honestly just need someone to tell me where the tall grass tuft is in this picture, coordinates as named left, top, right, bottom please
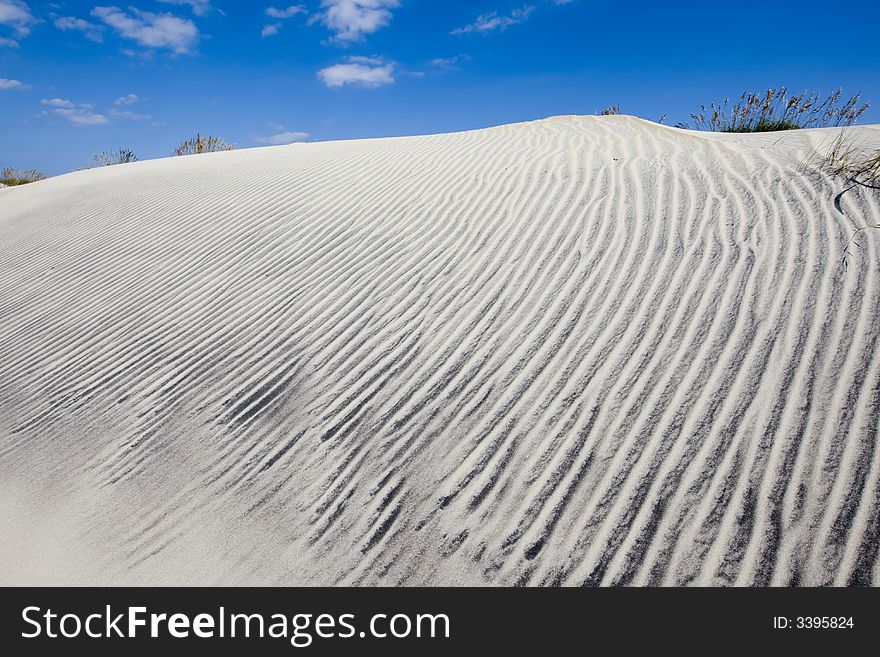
left=683, top=88, right=869, bottom=132
left=0, top=167, right=46, bottom=186
left=173, top=134, right=234, bottom=156
left=92, top=148, right=139, bottom=167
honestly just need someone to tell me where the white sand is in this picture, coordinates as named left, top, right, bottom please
left=1, top=116, right=879, bottom=586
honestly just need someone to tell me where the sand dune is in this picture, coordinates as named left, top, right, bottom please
left=1, top=116, right=879, bottom=586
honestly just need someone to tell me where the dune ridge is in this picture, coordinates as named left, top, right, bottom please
left=1, top=116, right=879, bottom=585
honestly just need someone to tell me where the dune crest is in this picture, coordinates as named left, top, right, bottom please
left=1, top=116, right=879, bottom=586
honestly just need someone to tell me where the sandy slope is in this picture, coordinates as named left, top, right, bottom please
left=1, top=116, right=879, bottom=586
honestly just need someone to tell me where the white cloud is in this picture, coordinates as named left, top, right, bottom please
left=254, top=129, right=310, bottom=145
left=39, top=93, right=152, bottom=125
left=53, top=15, right=104, bottom=42
left=430, top=54, right=470, bottom=68
left=317, top=0, right=399, bottom=43
left=318, top=56, right=394, bottom=88
left=53, top=108, right=109, bottom=126
left=109, top=108, right=150, bottom=120
left=0, top=0, right=35, bottom=38
left=41, top=97, right=75, bottom=108
left=266, top=5, right=306, bottom=19
left=158, top=0, right=213, bottom=16
left=114, top=93, right=140, bottom=105
left=40, top=98, right=108, bottom=126
left=92, top=6, right=199, bottom=54
left=262, top=5, right=306, bottom=37
left=0, top=76, right=29, bottom=89
left=452, top=6, right=535, bottom=35
left=0, top=36, right=18, bottom=47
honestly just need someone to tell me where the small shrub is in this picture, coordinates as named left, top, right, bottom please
left=683, top=88, right=869, bottom=132
left=92, top=148, right=139, bottom=167
left=0, top=167, right=46, bottom=186
left=173, top=134, right=234, bottom=156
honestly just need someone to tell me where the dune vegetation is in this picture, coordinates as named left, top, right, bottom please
left=809, top=132, right=880, bottom=189
left=173, top=134, right=234, bottom=156
left=91, top=149, right=139, bottom=168
left=0, top=167, right=46, bottom=186
left=680, top=88, right=869, bottom=132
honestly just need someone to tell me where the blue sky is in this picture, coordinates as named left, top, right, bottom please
left=2, top=0, right=879, bottom=176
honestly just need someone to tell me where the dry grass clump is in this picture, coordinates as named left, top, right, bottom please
left=824, top=144, right=880, bottom=189
left=853, top=152, right=880, bottom=188
left=802, top=131, right=880, bottom=268
left=0, top=167, right=46, bottom=186
left=173, top=134, right=234, bottom=156
left=682, top=88, right=869, bottom=132
left=804, top=131, right=880, bottom=189
left=92, top=148, right=139, bottom=167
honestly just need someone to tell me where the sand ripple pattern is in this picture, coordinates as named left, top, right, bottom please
left=1, top=116, right=879, bottom=585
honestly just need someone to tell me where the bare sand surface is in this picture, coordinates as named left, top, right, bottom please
left=1, top=116, right=879, bottom=585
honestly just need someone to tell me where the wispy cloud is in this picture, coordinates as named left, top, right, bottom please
left=316, top=0, right=399, bottom=43
left=261, top=4, right=306, bottom=38
left=0, top=0, right=36, bottom=45
left=92, top=6, right=200, bottom=54
left=109, top=108, right=150, bottom=120
left=114, top=93, right=140, bottom=105
left=254, top=126, right=310, bottom=145
left=318, top=55, right=394, bottom=88
left=109, top=93, right=150, bottom=119
left=53, top=15, right=105, bottom=43
left=41, top=98, right=75, bottom=108
left=57, top=112, right=106, bottom=126
left=40, top=98, right=109, bottom=126
left=157, top=0, right=214, bottom=17
left=266, top=5, right=307, bottom=19
left=452, top=6, right=535, bottom=35
left=429, top=54, right=471, bottom=69
left=0, top=76, right=29, bottom=90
